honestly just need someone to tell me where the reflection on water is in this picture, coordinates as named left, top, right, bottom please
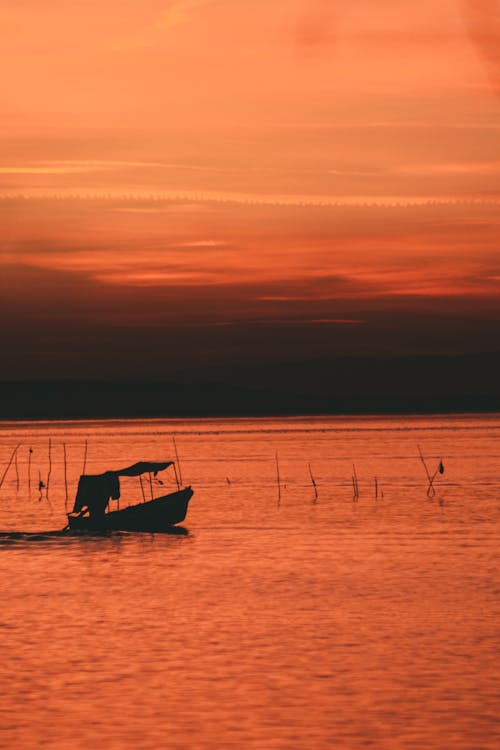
left=0, top=415, right=499, bottom=749
left=0, top=527, right=190, bottom=545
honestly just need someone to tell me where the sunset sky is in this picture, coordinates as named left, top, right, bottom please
left=1, top=0, right=500, bottom=379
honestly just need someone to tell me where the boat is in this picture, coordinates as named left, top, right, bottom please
left=67, top=460, right=193, bottom=532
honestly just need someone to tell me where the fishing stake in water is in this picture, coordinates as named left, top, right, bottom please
left=46, top=438, right=52, bottom=499
left=418, top=445, right=444, bottom=498
left=352, top=464, right=359, bottom=501
left=63, top=443, right=69, bottom=511
left=0, top=444, right=20, bottom=491
left=308, top=462, right=318, bottom=502
left=28, top=447, right=33, bottom=492
left=172, top=436, right=183, bottom=486
left=139, top=474, right=147, bottom=502
left=418, top=445, right=434, bottom=497
left=172, top=462, right=181, bottom=490
left=14, top=447, right=20, bottom=493
left=275, top=451, right=281, bottom=506
left=82, top=439, right=88, bottom=475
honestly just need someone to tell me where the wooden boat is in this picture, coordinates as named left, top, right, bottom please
left=67, top=461, right=193, bottom=532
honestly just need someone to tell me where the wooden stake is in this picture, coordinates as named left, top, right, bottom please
left=172, top=462, right=181, bottom=490
left=352, top=464, right=359, bottom=500
left=0, top=445, right=20, bottom=490
left=418, top=445, right=436, bottom=497
left=275, top=451, right=281, bottom=506
left=308, top=463, right=318, bottom=502
left=63, top=443, right=69, bottom=511
left=46, top=438, right=52, bottom=497
left=427, top=459, right=444, bottom=497
left=374, top=476, right=378, bottom=499
left=427, top=468, right=439, bottom=497
left=148, top=472, right=154, bottom=501
left=172, top=436, right=183, bottom=486
left=139, top=474, right=146, bottom=502
left=82, top=439, right=88, bottom=475
left=28, top=447, right=32, bottom=491
left=14, top=447, right=20, bottom=493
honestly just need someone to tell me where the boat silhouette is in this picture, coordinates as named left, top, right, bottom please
left=67, top=461, right=193, bottom=532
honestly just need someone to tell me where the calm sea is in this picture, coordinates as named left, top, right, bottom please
left=0, top=415, right=499, bottom=750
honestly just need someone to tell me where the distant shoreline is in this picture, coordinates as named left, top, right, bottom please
left=0, top=390, right=499, bottom=421
left=2, top=352, right=499, bottom=420
left=1, top=409, right=500, bottom=424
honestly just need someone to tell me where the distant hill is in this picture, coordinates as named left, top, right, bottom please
left=174, top=351, right=500, bottom=413
left=1, top=351, right=499, bottom=419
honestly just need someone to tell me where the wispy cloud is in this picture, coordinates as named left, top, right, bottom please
left=156, top=0, right=219, bottom=30
left=296, top=0, right=339, bottom=54
left=461, top=0, right=500, bottom=95
left=112, top=0, right=223, bottom=50
left=3, top=188, right=500, bottom=208
left=396, top=159, right=500, bottom=176
left=0, top=159, right=230, bottom=175
left=0, top=165, right=103, bottom=175
left=177, top=240, right=228, bottom=247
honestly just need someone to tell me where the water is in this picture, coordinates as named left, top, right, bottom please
left=0, top=414, right=499, bottom=750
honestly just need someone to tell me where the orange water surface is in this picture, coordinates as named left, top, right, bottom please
left=1, top=415, right=499, bottom=749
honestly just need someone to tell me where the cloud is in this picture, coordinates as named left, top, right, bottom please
left=157, top=0, right=216, bottom=29
left=2, top=188, right=499, bottom=208
left=396, top=158, right=500, bottom=176
left=0, top=159, right=227, bottom=175
left=296, top=0, right=339, bottom=53
left=113, top=0, right=223, bottom=50
left=177, top=240, right=229, bottom=247
left=461, top=0, right=500, bottom=94
left=0, top=165, right=107, bottom=175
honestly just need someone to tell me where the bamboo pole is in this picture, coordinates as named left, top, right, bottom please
left=28, top=447, right=33, bottom=491
left=418, top=445, right=435, bottom=497
left=63, top=443, right=69, bottom=511
left=427, top=471, right=437, bottom=497
left=139, top=474, right=146, bottom=502
left=275, top=451, right=281, bottom=506
left=172, top=436, right=183, bottom=486
left=46, top=438, right=52, bottom=497
left=308, top=463, right=318, bottom=502
left=0, top=445, right=20, bottom=491
left=14, top=447, right=20, bottom=493
left=172, top=462, right=181, bottom=491
left=426, top=459, right=444, bottom=498
left=82, top=439, right=88, bottom=475
left=352, top=464, right=359, bottom=500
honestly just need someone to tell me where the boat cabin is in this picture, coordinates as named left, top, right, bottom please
left=70, top=461, right=173, bottom=519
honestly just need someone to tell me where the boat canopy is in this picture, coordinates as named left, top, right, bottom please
left=114, top=461, right=173, bottom=477
left=71, top=461, right=173, bottom=516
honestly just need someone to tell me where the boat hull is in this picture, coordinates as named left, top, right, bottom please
left=67, top=487, right=193, bottom=532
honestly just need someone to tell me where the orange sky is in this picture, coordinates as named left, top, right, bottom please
left=1, top=0, right=500, bottom=376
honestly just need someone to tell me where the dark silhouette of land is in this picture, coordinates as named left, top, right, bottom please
left=1, top=351, right=499, bottom=419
